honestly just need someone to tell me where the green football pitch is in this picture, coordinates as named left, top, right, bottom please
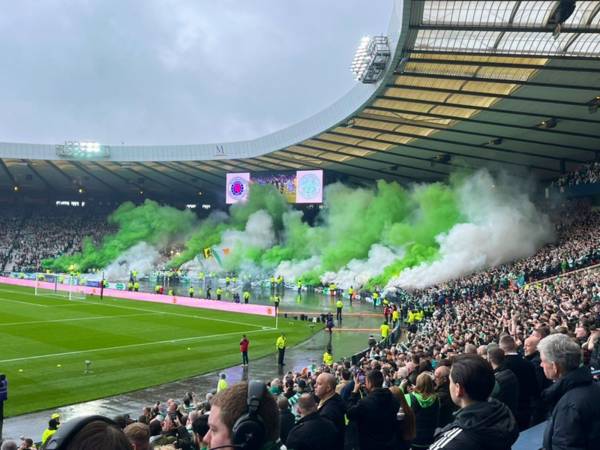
left=0, top=284, right=315, bottom=417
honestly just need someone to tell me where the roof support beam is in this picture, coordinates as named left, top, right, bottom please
left=226, top=158, right=279, bottom=172
left=254, top=155, right=303, bottom=170
left=344, top=120, right=597, bottom=155
left=329, top=125, right=582, bottom=164
left=281, top=148, right=428, bottom=183
left=0, top=159, right=17, bottom=187
left=363, top=105, right=600, bottom=140
left=405, top=48, right=600, bottom=62
left=207, top=158, right=266, bottom=173
left=113, top=163, right=174, bottom=192
left=410, top=24, right=599, bottom=34
left=173, top=161, right=224, bottom=183
left=312, top=136, right=467, bottom=171
left=45, top=160, right=74, bottom=184
left=394, top=71, right=600, bottom=92
left=385, top=82, right=588, bottom=108
left=402, top=57, right=600, bottom=73
left=324, top=130, right=561, bottom=173
left=262, top=152, right=378, bottom=183
left=374, top=94, right=600, bottom=124
left=69, top=161, right=122, bottom=195
left=296, top=142, right=450, bottom=176
left=165, top=161, right=223, bottom=186
left=137, top=162, right=200, bottom=193
left=23, top=160, right=55, bottom=192
left=92, top=162, right=147, bottom=194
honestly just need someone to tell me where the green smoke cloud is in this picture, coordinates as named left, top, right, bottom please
left=43, top=176, right=466, bottom=288
left=43, top=200, right=196, bottom=272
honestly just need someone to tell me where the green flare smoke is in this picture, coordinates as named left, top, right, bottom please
left=43, top=179, right=465, bottom=287
left=42, top=199, right=196, bottom=272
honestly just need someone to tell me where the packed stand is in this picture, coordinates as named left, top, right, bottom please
left=398, top=205, right=600, bottom=308
left=551, top=161, right=600, bottom=189
left=0, top=211, right=25, bottom=271
left=4, top=204, right=600, bottom=450
left=2, top=208, right=114, bottom=273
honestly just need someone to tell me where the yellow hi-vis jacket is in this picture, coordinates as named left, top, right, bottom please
left=380, top=323, right=391, bottom=338
left=276, top=336, right=287, bottom=349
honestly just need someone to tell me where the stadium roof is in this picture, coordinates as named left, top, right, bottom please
left=1, top=0, right=600, bottom=199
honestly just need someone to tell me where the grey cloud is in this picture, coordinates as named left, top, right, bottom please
left=0, top=0, right=392, bottom=145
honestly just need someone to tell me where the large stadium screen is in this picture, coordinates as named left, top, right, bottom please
left=226, top=172, right=251, bottom=204
left=225, top=170, right=323, bottom=204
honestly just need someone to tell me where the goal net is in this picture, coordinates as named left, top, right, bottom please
left=34, top=274, right=86, bottom=300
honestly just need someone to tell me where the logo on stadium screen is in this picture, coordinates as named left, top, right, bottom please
left=229, top=177, right=248, bottom=199
left=298, top=173, right=321, bottom=200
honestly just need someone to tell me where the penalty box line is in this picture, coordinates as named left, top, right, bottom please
left=0, top=295, right=49, bottom=308
left=0, top=286, right=270, bottom=330
left=0, top=327, right=277, bottom=364
left=0, top=312, right=164, bottom=327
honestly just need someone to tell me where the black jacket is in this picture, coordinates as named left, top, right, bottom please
left=504, top=353, right=539, bottom=428
left=318, top=393, right=346, bottom=450
left=436, top=383, right=459, bottom=428
left=346, top=387, right=400, bottom=450
left=525, top=351, right=552, bottom=424
left=279, top=409, right=296, bottom=445
left=429, top=399, right=519, bottom=450
left=542, top=366, right=600, bottom=450
left=285, top=412, right=338, bottom=450
left=492, top=366, right=519, bottom=419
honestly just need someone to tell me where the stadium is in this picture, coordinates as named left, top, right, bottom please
left=1, top=1, right=599, bottom=449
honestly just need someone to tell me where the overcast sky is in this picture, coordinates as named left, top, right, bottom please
left=0, top=0, right=393, bottom=145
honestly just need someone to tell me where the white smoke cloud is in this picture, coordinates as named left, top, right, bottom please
left=321, top=244, right=404, bottom=289
left=387, top=170, right=555, bottom=290
left=275, top=256, right=321, bottom=283
left=103, top=242, right=162, bottom=280
left=219, top=210, right=275, bottom=253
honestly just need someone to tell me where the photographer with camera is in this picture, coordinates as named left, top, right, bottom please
left=151, top=413, right=194, bottom=450
left=346, top=369, right=400, bottom=450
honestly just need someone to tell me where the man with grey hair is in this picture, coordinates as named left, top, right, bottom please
left=539, top=333, right=600, bottom=450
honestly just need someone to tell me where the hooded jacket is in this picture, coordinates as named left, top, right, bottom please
left=542, top=366, right=600, bottom=450
left=405, top=392, right=440, bottom=448
left=429, top=399, right=519, bottom=450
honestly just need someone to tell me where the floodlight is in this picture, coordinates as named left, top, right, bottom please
left=56, top=141, right=110, bottom=159
left=351, top=35, right=391, bottom=83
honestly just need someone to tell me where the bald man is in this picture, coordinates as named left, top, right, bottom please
left=315, top=373, right=346, bottom=450
left=434, top=365, right=458, bottom=427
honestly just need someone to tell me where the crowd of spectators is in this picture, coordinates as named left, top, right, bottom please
left=0, top=208, right=114, bottom=273
left=551, top=161, right=600, bottom=189
left=1, top=202, right=599, bottom=450
left=7, top=258, right=598, bottom=450
left=399, top=205, right=600, bottom=308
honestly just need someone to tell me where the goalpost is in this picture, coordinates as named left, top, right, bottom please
left=34, top=274, right=86, bottom=300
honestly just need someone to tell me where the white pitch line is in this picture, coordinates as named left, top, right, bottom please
left=0, top=327, right=277, bottom=364
left=68, top=297, right=268, bottom=329
left=0, top=286, right=270, bottom=329
left=0, top=295, right=48, bottom=308
left=0, top=312, right=163, bottom=327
